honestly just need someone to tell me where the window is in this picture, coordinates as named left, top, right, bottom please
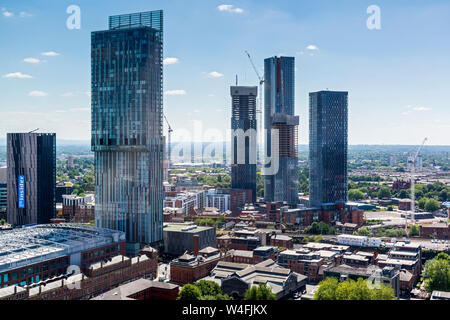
left=20, top=269, right=27, bottom=278
left=12, top=272, right=18, bottom=281
left=28, top=268, right=33, bottom=276
left=50, top=262, right=56, bottom=270
left=43, top=264, right=48, bottom=272
left=35, top=265, right=41, bottom=273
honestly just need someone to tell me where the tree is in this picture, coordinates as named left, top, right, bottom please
left=398, top=189, right=409, bottom=199
left=348, top=189, right=365, bottom=201
left=377, top=186, right=392, bottom=199
left=354, top=226, right=373, bottom=237
left=422, top=253, right=450, bottom=292
left=244, top=283, right=276, bottom=300
left=195, top=280, right=222, bottom=297
left=314, top=277, right=396, bottom=300
left=313, top=277, right=338, bottom=300
left=409, top=225, right=420, bottom=237
left=177, top=284, right=202, bottom=300
left=424, top=199, right=440, bottom=212
left=418, top=198, right=427, bottom=210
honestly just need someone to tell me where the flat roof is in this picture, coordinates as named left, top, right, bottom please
left=163, top=223, right=214, bottom=233
left=91, top=278, right=179, bottom=300
left=0, top=224, right=125, bottom=273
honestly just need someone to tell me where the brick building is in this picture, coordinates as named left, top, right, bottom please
left=270, top=234, right=293, bottom=249
left=0, top=253, right=157, bottom=300
left=91, top=279, right=179, bottom=300
left=169, top=247, right=229, bottom=285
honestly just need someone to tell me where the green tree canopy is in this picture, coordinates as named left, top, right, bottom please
left=314, top=277, right=396, bottom=300
left=354, top=226, right=373, bottom=237
left=348, top=189, right=365, bottom=201
left=377, top=186, right=392, bottom=200
left=424, top=199, right=441, bottom=212
left=244, top=283, right=276, bottom=300
left=195, top=280, right=222, bottom=297
left=177, top=284, right=202, bottom=300
left=422, top=253, right=450, bottom=292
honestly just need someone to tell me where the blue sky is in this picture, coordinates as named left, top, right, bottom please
left=0, top=0, right=449, bottom=145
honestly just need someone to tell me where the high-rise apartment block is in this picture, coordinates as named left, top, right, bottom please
left=309, top=91, right=348, bottom=207
left=6, top=133, right=56, bottom=225
left=230, top=86, right=257, bottom=202
left=91, top=11, right=164, bottom=255
left=264, top=56, right=299, bottom=206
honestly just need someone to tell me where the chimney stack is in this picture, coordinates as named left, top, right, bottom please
left=193, top=235, right=200, bottom=256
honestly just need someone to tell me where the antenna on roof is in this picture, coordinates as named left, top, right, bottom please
left=28, top=128, right=39, bottom=134
left=236, top=74, right=238, bottom=86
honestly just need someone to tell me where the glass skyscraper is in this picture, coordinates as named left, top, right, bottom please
left=264, top=56, right=299, bottom=206
left=230, top=86, right=258, bottom=202
left=6, top=133, right=56, bottom=226
left=309, top=91, right=348, bottom=207
left=91, top=11, right=164, bottom=255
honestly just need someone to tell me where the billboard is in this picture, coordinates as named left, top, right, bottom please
left=18, top=175, right=25, bottom=209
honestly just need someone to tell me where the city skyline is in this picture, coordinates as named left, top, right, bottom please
left=0, top=0, right=449, bottom=145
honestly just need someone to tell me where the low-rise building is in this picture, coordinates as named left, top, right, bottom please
left=163, top=223, right=216, bottom=256
left=203, top=259, right=307, bottom=300
left=91, top=278, right=179, bottom=300
left=170, top=247, right=228, bottom=285
left=324, top=264, right=400, bottom=297
left=270, top=234, right=293, bottom=249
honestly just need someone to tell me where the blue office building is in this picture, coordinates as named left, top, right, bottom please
left=309, top=91, right=348, bottom=207
left=91, top=11, right=164, bottom=255
left=264, top=56, right=299, bottom=206
left=231, top=86, right=258, bottom=202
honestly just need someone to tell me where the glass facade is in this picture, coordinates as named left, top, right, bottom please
left=91, top=11, right=164, bottom=250
left=230, top=86, right=258, bottom=201
left=264, top=56, right=299, bottom=206
left=6, top=133, right=56, bottom=225
left=309, top=91, right=348, bottom=207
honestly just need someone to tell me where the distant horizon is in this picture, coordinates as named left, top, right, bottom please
left=1, top=139, right=450, bottom=148
left=0, top=0, right=449, bottom=145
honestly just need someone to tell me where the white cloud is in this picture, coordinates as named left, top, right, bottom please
left=208, top=71, right=224, bottom=78
left=28, top=90, right=48, bottom=97
left=70, top=107, right=90, bottom=112
left=306, top=45, right=319, bottom=51
left=19, top=11, right=32, bottom=18
left=2, top=8, right=13, bottom=17
left=217, top=5, right=244, bottom=14
left=163, top=57, right=179, bottom=65
left=23, top=57, right=40, bottom=64
left=413, top=107, right=431, bottom=112
left=41, top=51, right=60, bottom=57
left=165, top=90, right=186, bottom=96
left=2, top=72, right=33, bottom=79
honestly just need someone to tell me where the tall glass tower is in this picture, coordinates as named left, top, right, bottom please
left=91, top=11, right=164, bottom=255
left=309, top=91, right=348, bottom=207
left=230, top=86, right=257, bottom=202
left=264, top=56, right=299, bottom=206
left=7, top=133, right=56, bottom=226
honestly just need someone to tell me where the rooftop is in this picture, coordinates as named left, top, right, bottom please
left=163, top=223, right=214, bottom=233
left=0, top=224, right=125, bottom=273
left=91, top=278, right=179, bottom=300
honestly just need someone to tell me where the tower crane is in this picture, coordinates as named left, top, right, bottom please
left=406, top=137, right=428, bottom=236
left=163, top=114, right=173, bottom=169
left=245, top=51, right=264, bottom=166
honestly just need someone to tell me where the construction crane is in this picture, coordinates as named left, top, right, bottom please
left=245, top=51, right=264, bottom=165
left=406, top=137, right=428, bottom=236
left=28, top=128, right=39, bottom=133
left=163, top=114, right=173, bottom=169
